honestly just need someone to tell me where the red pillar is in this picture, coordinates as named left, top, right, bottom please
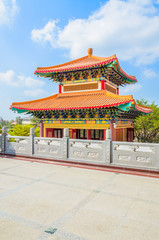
left=101, top=80, right=105, bottom=90
left=71, top=129, right=74, bottom=139
left=87, top=129, right=89, bottom=140
left=59, top=84, right=62, bottom=93
left=103, top=130, right=106, bottom=140
left=87, top=129, right=91, bottom=140
left=110, top=122, right=115, bottom=141
left=117, top=88, right=119, bottom=95
left=40, top=120, right=43, bottom=137
left=71, top=129, right=77, bottom=139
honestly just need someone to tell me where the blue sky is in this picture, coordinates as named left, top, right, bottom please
left=0, top=0, right=159, bottom=120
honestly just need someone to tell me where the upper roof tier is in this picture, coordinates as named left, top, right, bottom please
left=34, top=48, right=137, bottom=86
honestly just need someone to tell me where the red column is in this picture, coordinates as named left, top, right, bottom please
left=74, top=130, right=77, bottom=139
left=59, top=84, right=62, bottom=93
left=87, top=129, right=89, bottom=140
left=87, top=129, right=91, bottom=140
left=86, top=129, right=91, bottom=140
left=71, top=129, right=73, bottom=139
left=103, top=130, right=106, bottom=140
left=109, top=122, right=114, bottom=141
left=117, top=88, right=119, bottom=95
left=40, top=120, right=43, bottom=137
left=101, top=80, right=105, bottom=90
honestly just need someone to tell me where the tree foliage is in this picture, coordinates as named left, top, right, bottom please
left=30, top=117, right=40, bottom=126
left=8, top=124, right=40, bottom=137
left=134, top=99, right=159, bottom=143
left=0, top=121, right=14, bottom=134
left=16, top=117, right=22, bottom=125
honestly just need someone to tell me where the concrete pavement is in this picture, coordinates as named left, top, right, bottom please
left=0, top=156, right=159, bottom=240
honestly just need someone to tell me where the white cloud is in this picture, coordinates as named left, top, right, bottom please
left=0, top=70, right=45, bottom=87
left=142, top=68, right=156, bottom=78
left=24, top=89, right=47, bottom=98
left=31, top=0, right=159, bottom=65
left=31, top=20, right=59, bottom=47
left=120, top=84, right=142, bottom=94
left=0, top=0, right=18, bottom=25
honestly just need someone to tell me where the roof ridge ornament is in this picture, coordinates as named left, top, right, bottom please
left=88, top=48, right=93, bottom=57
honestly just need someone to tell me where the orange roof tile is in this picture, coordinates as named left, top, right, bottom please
left=11, top=90, right=134, bottom=111
left=135, top=104, right=152, bottom=114
left=34, top=49, right=137, bottom=83
left=35, top=54, right=117, bottom=73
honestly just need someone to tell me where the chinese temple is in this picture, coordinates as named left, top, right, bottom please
left=10, top=48, right=152, bottom=141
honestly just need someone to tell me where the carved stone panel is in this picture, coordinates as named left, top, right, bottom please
left=37, top=147, right=46, bottom=153
left=118, top=155, right=131, bottom=161
left=18, top=146, right=25, bottom=151
left=136, top=156, right=151, bottom=163
left=87, top=152, right=99, bottom=158
left=49, top=148, right=58, bottom=154
left=73, top=150, right=83, bottom=157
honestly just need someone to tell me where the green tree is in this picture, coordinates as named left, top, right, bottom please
left=16, top=117, right=22, bottom=125
left=30, top=117, right=40, bottom=126
left=134, top=99, right=159, bottom=143
left=8, top=124, right=40, bottom=137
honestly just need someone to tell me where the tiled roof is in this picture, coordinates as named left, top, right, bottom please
left=34, top=49, right=137, bottom=83
left=135, top=104, right=152, bottom=114
left=11, top=90, right=134, bottom=111
left=34, top=55, right=117, bottom=73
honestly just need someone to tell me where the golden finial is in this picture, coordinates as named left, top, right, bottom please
left=88, top=48, right=93, bottom=56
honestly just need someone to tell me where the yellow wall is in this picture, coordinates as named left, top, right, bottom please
left=116, top=123, right=133, bottom=129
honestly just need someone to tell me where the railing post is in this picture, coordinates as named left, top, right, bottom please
left=0, top=134, right=2, bottom=153
left=106, top=129, right=111, bottom=140
left=157, top=144, right=159, bottom=169
left=1, top=126, right=7, bottom=154
left=30, top=127, right=35, bottom=155
left=63, top=128, right=69, bottom=160
left=40, top=120, right=43, bottom=137
left=105, top=129, right=112, bottom=164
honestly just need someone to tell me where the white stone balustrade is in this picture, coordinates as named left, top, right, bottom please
left=0, top=127, right=159, bottom=170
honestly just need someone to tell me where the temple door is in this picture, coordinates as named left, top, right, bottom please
left=127, top=128, right=134, bottom=142
left=46, top=128, right=54, bottom=138
left=72, top=129, right=77, bottom=139
left=54, top=129, right=63, bottom=138
left=115, top=129, right=123, bottom=141
left=70, top=129, right=77, bottom=139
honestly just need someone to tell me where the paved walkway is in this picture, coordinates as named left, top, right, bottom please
left=0, top=156, right=159, bottom=240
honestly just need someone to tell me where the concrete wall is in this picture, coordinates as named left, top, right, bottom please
left=1, top=127, right=159, bottom=171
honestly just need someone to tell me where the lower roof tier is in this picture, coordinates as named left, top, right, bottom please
left=11, top=90, right=152, bottom=116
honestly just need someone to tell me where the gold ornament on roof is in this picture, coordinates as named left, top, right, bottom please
left=88, top=48, right=93, bottom=56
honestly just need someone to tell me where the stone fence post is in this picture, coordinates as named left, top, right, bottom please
left=0, top=134, right=2, bottom=153
left=106, top=129, right=111, bottom=140
left=1, top=126, right=7, bottom=154
left=105, top=129, right=112, bottom=164
left=63, top=128, right=69, bottom=160
left=30, top=127, right=35, bottom=155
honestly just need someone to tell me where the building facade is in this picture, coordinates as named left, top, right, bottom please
left=11, top=48, right=152, bottom=141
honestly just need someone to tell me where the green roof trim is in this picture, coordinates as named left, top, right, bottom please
left=116, top=102, right=133, bottom=111
left=11, top=108, right=28, bottom=114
